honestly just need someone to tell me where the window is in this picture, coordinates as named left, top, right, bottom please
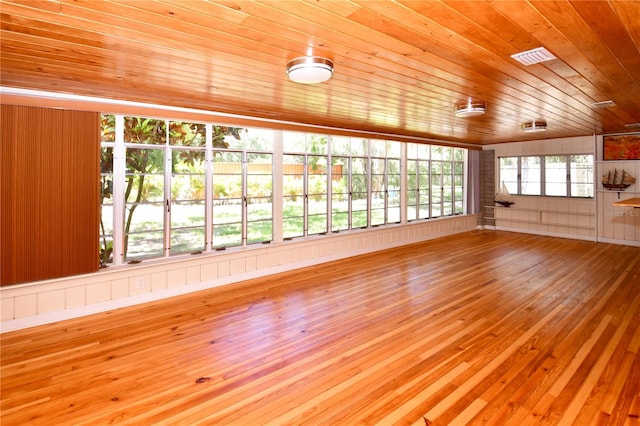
left=453, top=148, right=465, bottom=214
left=498, top=154, right=593, bottom=198
left=282, top=132, right=329, bottom=239
left=407, top=144, right=465, bottom=219
left=499, top=157, right=518, bottom=195
left=211, top=128, right=273, bottom=248
left=101, top=116, right=272, bottom=264
left=521, top=156, right=541, bottom=195
left=170, top=122, right=207, bottom=254
left=407, top=144, right=431, bottom=221
left=122, top=117, right=167, bottom=260
left=570, top=155, right=594, bottom=197
left=213, top=150, right=243, bottom=248
left=370, top=140, right=401, bottom=226
left=545, top=155, right=568, bottom=196
left=101, top=114, right=469, bottom=266
left=331, top=137, right=369, bottom=231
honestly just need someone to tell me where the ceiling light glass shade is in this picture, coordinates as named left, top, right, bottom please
left=287, top=56, right=334, bottom=84
left=521, top=120, right=547, bottom=132
left=454, top=101, right=486, bottom=117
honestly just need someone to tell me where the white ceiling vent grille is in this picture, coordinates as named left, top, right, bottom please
left=591, top=100, right=616, bottom=108
left=511, top=47, right=556, bottom=66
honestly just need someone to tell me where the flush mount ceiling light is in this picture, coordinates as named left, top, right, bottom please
left=511, top=47, right=556, bottom=66
left=454, top=100, right=486, bottom=118
left=521, top=120, right=547, bottom=132
left=287, top=56, right=334, bottom=84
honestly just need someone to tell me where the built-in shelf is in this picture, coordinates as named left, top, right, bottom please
left=485, top=206, right=595, bottom=216
left=484, top=205, right=595, bottom=231
left=483, top=216, right=594, bottom=230
left=597, top=190, right=640, bottom=193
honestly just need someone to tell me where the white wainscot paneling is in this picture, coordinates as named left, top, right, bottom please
left=0, top=215, right=479, bottom=332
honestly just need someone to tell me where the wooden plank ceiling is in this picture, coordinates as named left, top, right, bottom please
left=1, top=0, right=639, bottom=145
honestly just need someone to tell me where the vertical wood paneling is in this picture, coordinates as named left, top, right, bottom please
left=1, top=105, right=100, bottom=285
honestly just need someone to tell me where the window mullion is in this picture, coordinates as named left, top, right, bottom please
left=400, top=143, right=407, bottom=223
left=327, top=136, right=333, bottom=233
left=242, top=151, right=248, bottom=246
left=204, top=123, right=213, bottom=252
left=164, top=122, right=171, bottom=257
left=566, top=157, right=572, bottom=197
left=303, top=154, right=309, bottom=235
left=112, top=115, right=126, bottom=266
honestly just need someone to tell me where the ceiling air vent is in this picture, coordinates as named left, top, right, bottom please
left=511, top=47, right=556, bottom=66
left=624, top=123, right=640, bottom=129
left=591, top=100, right=616, bottom=108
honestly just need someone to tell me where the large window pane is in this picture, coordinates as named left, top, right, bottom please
left=331, top=156, right=349, bottom=232
left=308, top=155, right=328, bottom=235
left=246, top=152, right=273, bottom=244
left=171, top=147, right=205, bottom=254
left=124, top=147, right=165, bottom=260
left=371, top=158, right=385, bottom=226
left=545, top=155, right=568, bottom=196
left=454, top=161, right=464, bottom=214
left=213, top=151, right=243, bottom=248
left=521, top=156, right=541, bottom=195
left=431, top=161, right=443, bottom=217
left=351, top=157, right=369, bottom=228
left=571, top=155, right=594, bottom=197
left=499, top=157, right=518, bottom=195
left=283, top=154, right=305, bottom=239
left=387, top=158, right=401, bottom=223
left=407, top=142, right=434, bottom=221
left=407, top=159, right=418, bottom=221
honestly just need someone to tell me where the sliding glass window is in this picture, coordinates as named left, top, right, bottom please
left=282, top=132, right=329, bottom=239
left=545, top=155, right=568, bottom=196
left=407, top=143, right=430, bottom=221
left=169, top=122, right=207, bottom=254
left=498, top=154, right=593, bottom=198
left=521, top=156, right=541, bottom=195
left=100, top=114, right=469, bottom=266
left=331, top=137, right=369, bottom=231
left=570, top=155, right=594, bottom=197
left=370, top=139, right=401, bottom=226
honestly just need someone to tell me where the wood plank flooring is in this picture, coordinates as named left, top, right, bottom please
left=2, top=230, right=640, bottom=425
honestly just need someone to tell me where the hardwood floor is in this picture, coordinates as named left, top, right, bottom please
left=2, top=230, right=639, bottom=425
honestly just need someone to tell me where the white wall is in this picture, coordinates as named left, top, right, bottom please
left=484, top=136, right=595, bottom=239
left=483, top=135, right=640, bottom=246
left=0, top=214, right=479, bottom=332
left=595, top=135, right=640, bottom=245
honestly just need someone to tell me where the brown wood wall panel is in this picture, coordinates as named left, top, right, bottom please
left=1, top=105, right=100, bottom=285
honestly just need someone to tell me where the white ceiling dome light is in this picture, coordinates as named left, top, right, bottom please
left=454, top=100, right=486, bottom=118
left=287, top=56, right=334, bottom=84
left=521, top=120, right=547, bottom=132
